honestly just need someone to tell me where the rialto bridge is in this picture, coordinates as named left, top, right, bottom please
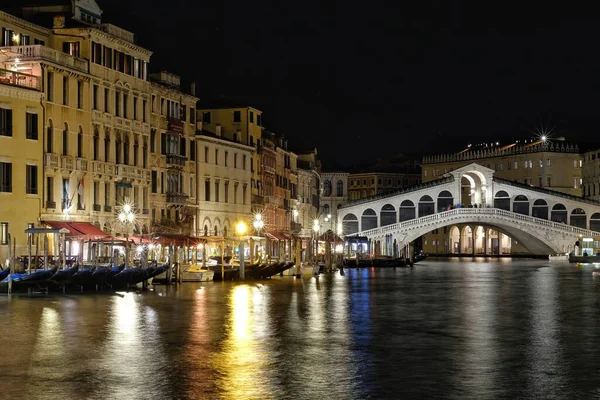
left=337, top=163, right=600, bottom=256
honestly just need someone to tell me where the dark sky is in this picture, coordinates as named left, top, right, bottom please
left=98, top=1, right=600, bottom=168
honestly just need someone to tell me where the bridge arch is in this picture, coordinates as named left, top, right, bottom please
left=512, top=195, right=529, bottom=215
left=458, top=168, right=489, bottom=206
left=551, top=203, right=568, bottom=223
left=418, top=195, right=435, bottom=217
left=532, top=199, right=548, bottom=219
left=380, top=204, right=396, bottom=226
left=343, top=213, right=359, bottom=235
left=494, top=190, right=510, bottom=210
left=590, top=213, right=600, bottom=231
left=437, top=190, right=454, bottom=211
left=570, top=208, right=586, bottom=229
left=361, top=209, right=377, bottom=231
left=399, top=200, right=416, bottom=222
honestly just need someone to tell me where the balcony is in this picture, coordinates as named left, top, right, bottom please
left=44, top=153, right=59, bottom=169
left=117, top=164, right=138, bottom=180
left=252, top=194, right=264, bottom=205
left=166, top=153, right=187, bottom=167
left=0, top=68, right=40, bottom=90
left=0, top=45, right=88, bottom=73
left=104, top=205, right=112, bottom=212
left=166, top=192, right=189, bottom=205
left=61, top=155, right=74, bottom=170
left=45, top=201, right=56, bottom=209
left=91, top=161, right=105, bottom=175
left=93, top=204, right=101, bottom=212
left=75, top=158, right=88, bottom=172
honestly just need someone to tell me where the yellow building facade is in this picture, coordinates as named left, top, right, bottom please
left=421, top=141, right=583, bottom=255
left=149, top=72, right=198, bottom=236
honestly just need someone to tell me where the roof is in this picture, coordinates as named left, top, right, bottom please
left=197, top=96, right=261, bottom=111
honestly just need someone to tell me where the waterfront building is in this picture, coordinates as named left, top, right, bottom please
left=194, top=126, right=253, bottom=245
left=7, top=1, right=154, bottom=243
left=319, top=171, right=349, bottom=234
left=0, top=11, right=44, bottom=262
left=149, top=72, right=198, bottom=236
left=347, top=155, right=421, bottom=201
left=196, top=104, right=263, bottom=210
left=296, top=149, right=321, bottom=261
left=421, top=139, right=583, bottom=255
left=582, top=147, right=600, bottom=202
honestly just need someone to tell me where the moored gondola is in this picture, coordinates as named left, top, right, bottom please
left=0, top=266, right=59, bottom=292
left=0, top=267, right=9, bottom=281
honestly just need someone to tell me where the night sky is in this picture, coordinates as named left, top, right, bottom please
left=98, top=1, right=600, bottom=168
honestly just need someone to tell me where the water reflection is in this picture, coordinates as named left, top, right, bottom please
left=215, top=285, right=273, bottom=400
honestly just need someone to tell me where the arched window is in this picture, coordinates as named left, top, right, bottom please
left=323, top=204, right=330, bottom=215
left=93, top=126, right=99, bottom=161
left=223, top=226, right=228, bottom=237
left=47, top=120, right=53, bottom=153
left=123, top=134, right=130, bottom=165
left=336, top=180, right=343, bottom=196
left=323, top=180, right=332, bottom=196
left=77, top=126, right=83, bottom=158
left=204, top=225, right=208, bottom=236
left=104, top=129, right=111, bottom=162
left=115, top=133, right=122, bottom=164
left=214, top=226, right=218, bottom=236
left=62, top=122, right=69, bottom=155
left=142, top=138, right=148, bottom=168
left=133, top=136, right=139, bottom=166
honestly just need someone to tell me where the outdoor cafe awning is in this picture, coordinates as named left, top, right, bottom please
left=44, top=221, right=109, bottom=240
left=151, top=233, right=206, bottom=247
left=265, top=231, right=288, bottom=241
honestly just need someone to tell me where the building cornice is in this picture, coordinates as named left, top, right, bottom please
left=0, top=84, right=43, bottom=101
left=151, top=82, right=198, bottom=104
left=57, top=28, right=153, bottom=59
left=196, top=134, right=255, bottom=153
left=0, top=10, right=52, bottom=36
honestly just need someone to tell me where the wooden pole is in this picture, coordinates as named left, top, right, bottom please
left=27, top=232, right=32, bottom=274
left=221, top=239, right=225, bottom=281
left=43, top=235, right=48, bottom=273
left=7, top=234, right=12, bottom=295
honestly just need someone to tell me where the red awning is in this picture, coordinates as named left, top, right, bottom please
left=265, top=231, right=287, bottom=241
left=152, top=233, right=206, bottom=246
left=44, top=221, right=108, bottom=240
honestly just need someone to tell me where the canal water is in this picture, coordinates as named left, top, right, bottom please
left=1, top=259, right=600, bottom=399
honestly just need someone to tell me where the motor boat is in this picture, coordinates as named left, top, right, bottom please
left=549, top=253, right=569, bottom=261
left=181, top=264, right=215, bottom=282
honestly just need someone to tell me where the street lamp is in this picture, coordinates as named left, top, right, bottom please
left=118, top=203, right=136, bottom=269
left=313, top=218, right=320, bottom=264
left=236, top=220, right=248, bottom=279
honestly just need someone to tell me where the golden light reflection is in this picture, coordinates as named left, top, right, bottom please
left=215, top=285, right=273, bottom=400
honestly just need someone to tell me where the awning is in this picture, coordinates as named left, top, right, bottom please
left=265, top=231, right=287, bottom=241
left=44, top=221, right=108, bottom=240
left=151, top=233, right=206, bottom=246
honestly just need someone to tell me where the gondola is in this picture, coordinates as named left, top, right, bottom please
left=0, top=267, right=9, bottom=281
left=0, top=266, right=59, bottom=292
left=71, top=266, right=95, bottom=286
left=49, top=265, right=79, bottom=284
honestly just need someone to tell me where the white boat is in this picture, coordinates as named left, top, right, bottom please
left=181, top=264, right=215, bottom=282
left=548, top=253, right=569, bottom=261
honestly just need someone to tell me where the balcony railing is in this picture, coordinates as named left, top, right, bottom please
left=0, top=45, right=88, bottom=73
left=166, top=153, right=187, bottom=166
left=0, top=68, right=40, bottom=90
left=44, top=153, right=59, bottom=169
left=166, top=192, right=189, bottom=205
left=61, top=155, right=74, bottom=170
left=93, top=204, right=101, bottom=212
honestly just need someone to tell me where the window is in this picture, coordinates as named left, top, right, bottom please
left=142, top=99, right=147, bottom=122
left=242, top=184, right=247, bottom=205
left=115, top=91, right=120, bottom=116
left=0, top=109, right=12, bottom=137
left=133, top=97, right=138, bottom=120
left=224, top=151, right=228, bottom=166
left=250, top=111, right=254, bottom=123
left=63, top=41, right=80, bottom=57
left=539, top=159, right=543, bottom=168
left=242, top=154, right=246, bottom=170
left=104, top=135, right=110, bottom=162
left=205, top=179, right=210, bottom=201
left=215, top=149, right=219, bottom=165
left=77, top=81, right=83, bottom=109
left=46, top=177, right=53, bottom=205
left=224, top=181, right=229, bottom=203
left=233, top=184, right=238, bottom=204
left=574, top=160, right=578, bottom=168
left=77, top=128, right=83, bottom=158
left=150, top=129, right=156, bottom=153
left=574, top=178, right=579, bottom=189
left=546, top=159, right=551, bottom=167
left=538, top=177, right=543, bottom=187
left=151, top=95, right=156, bottom=113
left=204, top=146, right=209, bottom=162
left=202, top=112, right=211, bottom=124
left=62, top=76, right=69, bottom=106
left=514, top=161, right=518, bottom=170
left=0, top=222, right=7, bottom=245
left=233, top=110, right=241, bottom=122
left=257, top=114, right=262, bottom=126
left=190, top=140, right=195, bottom=161
left=104, top=182, right=110, bottom=206
left=0, top=162, right=12, bottom=192
left=25, top=113, right=38, bottom=140
left=151, top=171, right=157, bottom=193
left=234, top=153, right=237, bottom=168
left=93, top=131, right=99, bottom=160
left=104, top=88, right=109, bottom=112
left=61, top=178, right=70, bottom=210
left=214, top=181, right=219, bottom=202
left=336, top=180, right=343, bottom=196
left=47, top=71, right=53, bottom=102
left=160, top=98, right=165, bottom=115
left=123, top=94, right=128, bottom=118
left=92, top=84, right=98, bottom=110
left=529, top=160, right=532, bottom=168
left=93, top=181, right=99, bottom=205
left=190, top=108, right=195, bottom=124
left=160, top=133, right=167, bottom=155
left=62, top=124, right=69, bottom=155
left=181, top=105, right=187, bottom=122
left=160, top=172, right=164, bottom=194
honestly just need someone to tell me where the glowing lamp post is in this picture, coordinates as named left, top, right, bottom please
left=118, top=203, right=135, bottom=269
left=252, top=213, right=265, bottom=263
left=313, top=219, right=320, bottom=264
left=236, top=220, right=248, bottom=280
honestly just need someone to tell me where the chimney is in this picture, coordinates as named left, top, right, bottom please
left=190, top=82, right=196, bottom=96
left=215, top=124, right=222, bottom=137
